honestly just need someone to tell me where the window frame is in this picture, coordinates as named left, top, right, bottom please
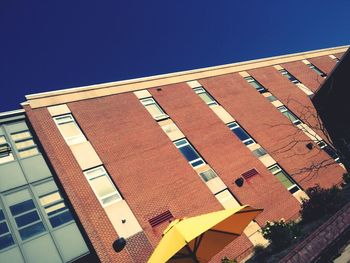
left=53, top=114, right=87, bottom=145
left=277, top=106, right=302, bottom=125
left=174, top=139, right=205, bottom=168
left=227, top=122, right=255, bottom=145
left=307, top=64, right=326, bottom=77
left=140, top=98, right=169, bottom=121
left=268, top=164, right=299, bottom=194
left=317, top=141, right=340, bottom=162
left=0, top=208, right=15, bottom=252
left=193, top=87, right=218, bottom=106
left=10, top=130, right=39, bottom=159
left=244, top=76, right=267, bottom=93
left=0, top=135, right=14, bottom=164
left=83, top=166, right=122, bottom=207
left=279, top=69, right=300, bottom=84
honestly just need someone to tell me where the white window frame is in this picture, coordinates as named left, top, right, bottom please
left=0, top=135, right=14, bottom=164
left=227, top=122, right=255, bottom=145
left=10, top=130, right=39, bottom=159
left=174, top=139, right=205, bottom=168
left=83, top=166, right=122, bottom=207
left=268, top=164, right=299, bottom=194
left=140, top=98, right=169, bottom=121
left=244, top=76, right=267, bottom=93
left=279, top=69, right=300, bottom=84
left=53, top=114, right=87, bottom=145
left=193, top=87, right=218, bottom=106
left=277, top=106, right=302, bottom=125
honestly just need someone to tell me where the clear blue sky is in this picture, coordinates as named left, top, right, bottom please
left=1, top=1, right=350, bottom=112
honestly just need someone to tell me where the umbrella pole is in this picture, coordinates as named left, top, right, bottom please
left=185, top=245, right=200, bottom=263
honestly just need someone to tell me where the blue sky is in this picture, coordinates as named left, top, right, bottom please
left=1, top=1, right=350, bottom=111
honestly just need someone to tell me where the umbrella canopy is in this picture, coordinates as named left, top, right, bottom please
left=147, top=205, right=263, bottom=263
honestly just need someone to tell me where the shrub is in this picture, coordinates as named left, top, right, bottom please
left=343, top=173, right=350, bottom=184
left=300, top=185, right=345, bottom=223
left=221, top=256, right=237, bottom=263
left=252, top=244, right=269, bottom=262
left=261, top=220, right=301, bottom=252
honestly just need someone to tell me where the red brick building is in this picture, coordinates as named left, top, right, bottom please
left=21, top=46, right=347, bottom=262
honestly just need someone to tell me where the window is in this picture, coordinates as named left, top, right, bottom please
left=307, top=64, right=326, bottom=77
left=0, top=209, right=14, bottom=250
left=252, top=147, right=267, bottom=158
left=84, top=166, right=122, bottom=207
left=174, top=139, right=205, bottom=168
left=8, top=192, right=46, bottom=241
left=266, top=94, right=277, bottom=102
left=278, top=106, right=302, bottom=125
left=329, top=55, right=340, bottom=63
left=0, top=136, right=14, bottom=164
left=193, top=87, right=218, bottom=106
left=244, top=76, right=267, bottom=93
left=268, top=164, right=299, bottom=194
left=11, top=131, right=39, bottom=158
left=199, top=168, right=218, bottom=182
left=53, top=114, right=86, bottom=145
left=317, top=141, right=340, bottom=162
left=279, top=69, right=300, bottom=84
left=227, top=122, right=255, bottom=145
left=39, top=191, right=73, bottom=228
left=140, top=98, right=168, bottom=120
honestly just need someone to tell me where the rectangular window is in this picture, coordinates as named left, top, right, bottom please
left=307, top=64, right=326, bottom=77
left=268, top=164, right=299, bottom=193
left=0, top=136, right=14, bottom=164
left=227, top=122, right=255, bottom=145
left=244, top=76, right=267, bottom=93
left=193, top=87, right=218, bottom=106
left=279, top=69, right=300, bottom=84
left=278, top=106, right=302, bottom=125
left=39, top=191, right=73, bottom=228
left=252, top=147, right=267, bottom=158
left=317, top=141, right=340, bottom=162
left=266, top=94, right=277, bottom=102
left=11, top=131, right=39, bottom=158
left=84, top=166, right=122, bottom=207
left=174, top=139, right=205, bottom=168
left=8, top=193, right=46, bottom=241
left=0, top=209, right=14, bottom=250
left=199, top=168, right=218, bottom=182
left=53, top=114, right=86, bottom=145
left=140, top=98, right=168, bottom=121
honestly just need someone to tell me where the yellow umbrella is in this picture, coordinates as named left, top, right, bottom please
left=148, top=205, right=263, bottom=263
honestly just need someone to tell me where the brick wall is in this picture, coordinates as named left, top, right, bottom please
left=308, top=55, right=337, bottom=75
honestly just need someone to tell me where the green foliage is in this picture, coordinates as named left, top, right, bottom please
left=343, top=173, right=350, bottom=184
left=252, top=244, right=269, bottom=262
left=300, top=185, right=345, bottom=223
left=221, top=256, right=237, bottom=263
left=261, top=220, right=301, bottom=251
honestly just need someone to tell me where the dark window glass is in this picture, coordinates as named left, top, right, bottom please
left=10, top=200, right=35, bottom=216
left=0, top=234, right=14, bottom=250
left=47, top=205, right=67, bottom=217
left=0, top=210, right=4, bottom=221
left=14, top=211, right=40, bottom=228
left=323, top=145, right=339, bottom=160
left=191, top=159, right=205, bottom=167
left=0, top=222, right=9, bottom=235
left=178, top=144, right=201, bottom=162
left=18, top=222, right=45, bottom=241
left=49, top=211, right=73, bottom=228
left=231, top=128, right=251, bottom=142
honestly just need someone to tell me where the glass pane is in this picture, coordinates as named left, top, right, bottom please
left=198, top=92, right=215, bottom=104
left=231, top=127, right=251, bottom=142
left=0, top=136, right=6, bottom=144
left=10, top=200, right=35, bottom=216
left=252, top=148, right=267, bottom=158
left=90, top=176, right=117, bottom=198
left=15, top=211, right=40, bottom=228
left=249, top=81, right=265, bottom=91
left=18, top=222, right=45, bottom=240
left=177, top=144, right=201, bottom=163
left=227, top=122, right=238, bottom=129
left=0, top=233, right=14, bottom=250
left=323, top=145, right=339, bottom=160
left=49, top=211, right=73, bottom=228
left=85, top=167, right=106, bottom=179
left=174, top=139, right=187, bottom=147
left=46, top=202, right=66, bottom=216
left=39, top=192, right=62, bottom=206
left=266, top=95, right=277, bottom=102
left=145, top=104, right=165, bottom=118
left=275, top=171, right=294, bottom=189
left=0, top=210, right=4, bottom=221
left=268, top=165, right=280, bottom=174
left=101, top=194, right=121, bottom=205
left=11, top=131, right=31, bottom=141
left=0, top=222, right=9, bottom=235
left=191, top=159, right=204, bottom=167
left=282, top=111, right=299, bottom=123
left=55, top=115, right=73, bottom=124
left=15, top=139, right=35, bottom=149
left=199, top=169, right=217, bottom=182
left=18, top=148, right=39, bottom=158
left=59, top=122, right=83, bottom=138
